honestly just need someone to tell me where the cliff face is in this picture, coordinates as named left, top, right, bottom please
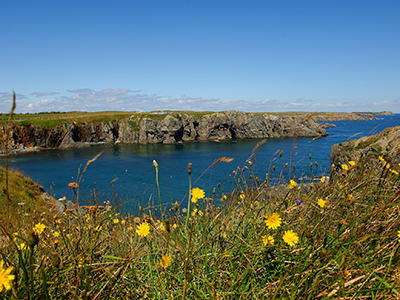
left=119, top=111, right=328, bottom=144
left=1, top=111, right=328, bottom=154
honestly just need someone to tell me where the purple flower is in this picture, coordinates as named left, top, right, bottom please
left=296, top=199, right=303, bottom=206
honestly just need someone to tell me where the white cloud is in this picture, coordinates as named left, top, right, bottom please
left=1, top=88, right=398, bottom=113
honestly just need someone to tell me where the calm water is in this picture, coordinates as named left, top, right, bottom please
left=2, top=114, right=400, bottom=214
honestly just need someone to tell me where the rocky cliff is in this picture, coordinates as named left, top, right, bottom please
left=330, top=125, right=400, bottom=178
left=1, top=111, right=328, bottom=155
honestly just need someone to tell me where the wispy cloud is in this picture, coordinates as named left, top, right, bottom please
left=31, top=92, right=59, bottom=97
left=0, top=88, right=398, bottom=113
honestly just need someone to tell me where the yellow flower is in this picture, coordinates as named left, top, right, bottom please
left=222, top=195, right=227, bottom=201
left=127, top=226, right=133, bottom=231
left=95, top=225, right=102, bottom=231
left=348, top=194, right=353, bottom=201
left=173, top=224, right=178, bottom=229
left=33, top=223, right=46, bottom=235
left=239, top=194, right=245, bottom=200
left=289, top=180, right=298, bottom=189
left=17, top=243, right=26, bottom=250
left=160, top=254, right=172, bottom=269
left=349, top=161, right=356, bottom=166
left=390, top=169, right=399, bottom=175
left=320, top=176, right=326, bottom=183
left=136, top=222, right=150, bottom=237
left=265, top=213, right=282, bottom=230
left=341, top=164, right=348, bottom=170
left=283, top=230, right=299, bottom=247
left=379, top=156, right=385, bottom=162
left=0, top=260, right=15, bottom=292
left=113, top=218, right=119, bottom=224
left=121, top=220, right=126, bottom=224
left=386, top=163, right=391, bottom=169
left=191, top=187, right=205, bottom=203
left=53, top=232, right=60, bottom=238
left=318, top=198, right=326, bottom=208
left=397, top=230, right=400, bottom=239
left=198, top=210, right=203, bottom=216
left=262, top=235, right=274, bottom=246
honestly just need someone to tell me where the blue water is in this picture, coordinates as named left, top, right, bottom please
left=2, top=114, right=400, bottom=214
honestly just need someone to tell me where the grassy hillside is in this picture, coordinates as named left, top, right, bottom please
left=0, top=166, right=49, bottom=221
left=0, top=144, right=399, bottom=298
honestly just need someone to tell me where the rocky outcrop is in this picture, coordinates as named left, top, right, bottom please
left=330, top=126, right=400, bottom=177
left=311, top=112, right=380, bottom=122
left=1, top=111, right=329, bottom=155
left=117, top=111, right=328, bottom=145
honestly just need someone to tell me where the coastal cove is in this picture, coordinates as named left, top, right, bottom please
left=2, top=114, right=400, bottom=214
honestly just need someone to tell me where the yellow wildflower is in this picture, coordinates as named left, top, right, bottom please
left=289, top=180, right=298, bottom=189
left=173, top=224, right=178, bottom=229
left=113, top=218, right=119, bottom=224
left=198, top=210, right=203, bottom=216
left=390, top=169, right=399, bottom=175
left=265, top=213, right=282, bottom=230
left=283, top=230, right=299, bottom=247
left=136, top=222, right=150, bottom=237
left=320, top=176, right=326, bottom=183
left=33, top=223, right=46, bottom=235
left=17, top=243, right=26, bottom=250
left=341, top=164, right=348, bottom=170
left=0, top=260, right=15, bottom=292
left=262, top=235, right=274, bottom=246
left=379, top=156, right=385, bottom=162
left=191, top=187, right=205, bottom=203
left=348, top=194, right=353, bottom=201
left=349, top=161, right=356, bottom=166
left=318, top=198, right=326, bottom=208
left=222, top=195, right=227, bottom=201
left=127, top=226, right=133, bottom=231
left=160, top=254, right=172, bottom=269
left=398, top=230, right=400, bottom=239
left=53, top=232, right=60, bottom=238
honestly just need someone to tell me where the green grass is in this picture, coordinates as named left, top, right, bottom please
left=1, top=146, right=399, bottom=299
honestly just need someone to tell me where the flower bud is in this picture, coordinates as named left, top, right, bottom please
left=26, top=231, right=39, bottom=248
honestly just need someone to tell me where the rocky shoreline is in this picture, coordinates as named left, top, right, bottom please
left=0, top=110, right=387, bottom=155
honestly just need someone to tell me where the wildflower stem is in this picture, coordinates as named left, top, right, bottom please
left=185, top=167, right=192, bottom=231
left=155, top=164, right=163, bottom=220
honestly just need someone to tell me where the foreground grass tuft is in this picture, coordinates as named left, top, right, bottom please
left=1, top=150, right=400, bottom=299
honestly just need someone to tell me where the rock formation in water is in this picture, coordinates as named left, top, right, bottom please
left=2, top=110, right=384, bottom=155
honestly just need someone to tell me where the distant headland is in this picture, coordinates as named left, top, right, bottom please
left=0, top=110, right=393, bottom=155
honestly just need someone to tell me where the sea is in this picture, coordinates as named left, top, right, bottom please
left=2, top=114, right=400, bottom=214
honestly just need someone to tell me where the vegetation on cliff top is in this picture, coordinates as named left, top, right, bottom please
left=0, top=110, right=383, bottom=129
left=0, top=138, right=399, bottom=298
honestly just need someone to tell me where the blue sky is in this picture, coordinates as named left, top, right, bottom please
left=1, top=0, right=399, bottom=113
